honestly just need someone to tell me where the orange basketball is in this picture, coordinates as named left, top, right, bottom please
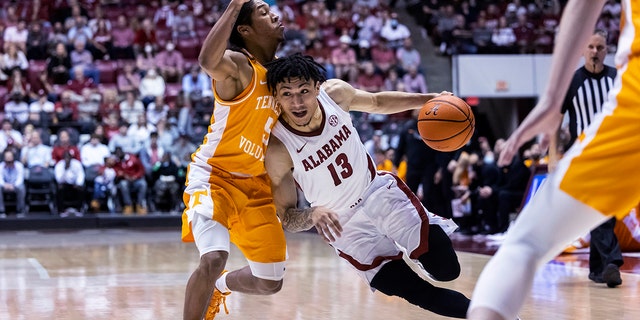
left=417, top=95, right=475, bottom=152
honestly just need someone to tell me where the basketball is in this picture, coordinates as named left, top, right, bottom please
left=417, top=95, right=475, bottom=152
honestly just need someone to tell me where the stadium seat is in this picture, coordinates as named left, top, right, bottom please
left=176, top=38, right=201, bottom=60
left=95, top=60, right=119, bottom=84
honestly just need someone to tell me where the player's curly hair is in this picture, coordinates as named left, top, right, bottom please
left=265, top=53, right=327, bottom=94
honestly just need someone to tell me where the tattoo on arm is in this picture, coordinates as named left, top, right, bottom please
left=280, top=207, right=314, bottom=233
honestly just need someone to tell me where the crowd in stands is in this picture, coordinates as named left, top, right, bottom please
left=0, top=0, right=621, bottom=218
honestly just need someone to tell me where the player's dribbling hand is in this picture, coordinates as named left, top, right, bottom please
left=311, top=206, right=343, bottom=243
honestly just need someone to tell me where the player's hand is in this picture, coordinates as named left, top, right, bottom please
left=311, top=206, right=343, bottom=243
left=498, top=99, right=563, bottom=167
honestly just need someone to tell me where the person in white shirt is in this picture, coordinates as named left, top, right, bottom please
left=0, top=149, right=26, bottom=217
left=3, top=20, right=28, bottom=52
left=54, top=150, right=86, bottom=216
left=119, top=90, right=145, bottom=125
left=108, top=122, right=140, bottom=155
left=139, top=68, right=166, bottom=107
left=4, top=93, right=30, bottom=126
left=81, top=134, right=111, bottom=180
left=21, top=131, right=52, bottom=169
left=127, top=114, right=156, bottom=153
left=146, top=96, right=170, bottom=126
left=0, top=119, right=24, bottom=153
left=28, top=91, right=55, bottom=125
left=380, top=12, right=411, bottom=49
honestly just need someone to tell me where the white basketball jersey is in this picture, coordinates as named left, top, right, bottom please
left=272, top=88, right=376, bottom=210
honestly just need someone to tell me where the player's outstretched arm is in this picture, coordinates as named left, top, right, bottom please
left=324, top=79, right=451, bottom=115
left=198, top=0, right=250, bottom=82
left=498, top=0, right=606, bottom=167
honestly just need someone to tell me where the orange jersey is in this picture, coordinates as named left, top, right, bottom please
left=193, top=55, right=280, bottom=176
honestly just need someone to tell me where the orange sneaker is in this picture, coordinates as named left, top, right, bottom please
left=204, top=288, right=230, bottom=320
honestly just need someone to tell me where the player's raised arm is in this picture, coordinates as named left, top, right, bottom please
left=198, top=0, right=250, bottom=82
left=323, top=78, right=451, bottom=114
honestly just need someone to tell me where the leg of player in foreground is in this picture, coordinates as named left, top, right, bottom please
left=468, top=0, right=640, bottom=319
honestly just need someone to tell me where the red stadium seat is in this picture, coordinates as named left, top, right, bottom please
left=176, top=38, right=201, bottom=60
left=95, top=60, right=119, bottom=84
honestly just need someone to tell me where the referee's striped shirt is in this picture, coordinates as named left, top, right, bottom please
left=561, top=65, right=617, bottom=146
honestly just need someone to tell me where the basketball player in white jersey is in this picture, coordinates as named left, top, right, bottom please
left=264, top=54, right=471, bottom=318
left=468, top=0, right=640, bottom=319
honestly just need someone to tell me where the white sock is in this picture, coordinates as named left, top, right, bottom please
left=215, top=271, right=230, bottom=293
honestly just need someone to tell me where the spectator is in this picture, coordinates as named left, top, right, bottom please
left=472, top=16, right=495, bottom=54
left=67, top=15, right=93, bottom=48
left=512, top=13, right=536, bottom=54
left=91, top=18, right=112, bottom=60
left=172, top=4, right=196, bottom=41
left=3, top=19, right=28, bottom=52
left=380, top=12, right=411, bottom=50
left=28, top=90, right=55, bottom=126
left=370, top=38, right=397, bottom=76
left=98, top=88, right=120, bottom=122
left=29, top=68, right=56, bottom=103
left=51, top=128, right=80, bottom=164
left=331, top=35, right=358, bottom=83
left=305, top=39, right=335, bottom=79
left=113, top=146, right=148, bottom=215
left=396, top=37, right=421, bottom=76
left=88, top=6, right=111, bottom=34
left=66, top=66, right=97, bottom=97
left=181, top=64, right=210, bottom=103
left=108, top=122, right=139, bottom=155
left=136, top=43, right=157, bottom=77
left=47, top=42, right=72, bottom=85
left=76, top=87, right=101, bottom=133
left=355, top=61, right=383, bottom=92
left=491, top=16, right=517, bottom=53
left=0, top=149, right=26, bottom=217
left=69, top=39, right=100, bottom=84
left=119, top=90, right=145, bottom=125
left=0, top=119, right=24, bottom=154
left=81, top=133, right=111, bottom=181
left=102, top=112, right=121, bottom=141
left=6, top=68, right=29, bottom=99
left=133, top=18, right=157, bottom=55
left=89, top=154, right=117, bottom=212
left=20, top=130, right=52, bottom=169
left=153, top=0, right=175, bottom=30
left=53, top=90, right=79, bottom=125
left=155, top=42, right=184, bottom=83
left=170, top=132, right=196, bottom=172
left=1, top=43, right=29, bottom=76
left=110, top=15, right=135, bottom=60
left=26, top=20, right=48, bottom=60
left=4, top=92, right=29, bottom=126
left=151, top=151, right=181, bottom=212
left=146, top=96, right=170, bottom=126
left=155, top=118, right=178, bottom=152
left=47, top=22, right=69, bottom=53
left=402, top=65, right=428, bottom=94
left=54, top=150, right=85, bottom=217
left=139, top=68, right=166, bottom=107
left=127, top=114, right=156, bottom=153
left=139, top=131, right=165, bottom=181
left=116, top=62, right=141, bottom=95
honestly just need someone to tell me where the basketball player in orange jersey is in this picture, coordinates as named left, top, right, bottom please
left=180, top=1, right=286, bottom=319
left=468, top=1, right=640, bottom=319
left=264, top=54, right=471, bottom=318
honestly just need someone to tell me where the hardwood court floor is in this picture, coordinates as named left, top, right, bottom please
left=0, top=229, right=639, bottom=320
